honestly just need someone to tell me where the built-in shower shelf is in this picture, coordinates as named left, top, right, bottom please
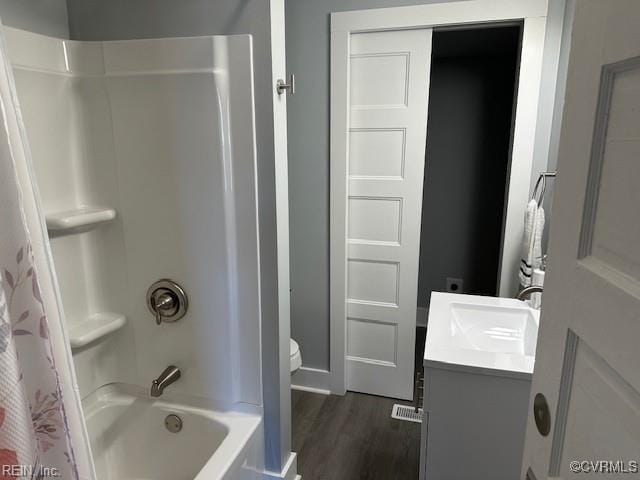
left=46, top=207, right=117, bottom=234
left=69, top=312, right=126, bottom=349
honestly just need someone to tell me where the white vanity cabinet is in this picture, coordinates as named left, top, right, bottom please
left=419, top=293, right=538, bottom=480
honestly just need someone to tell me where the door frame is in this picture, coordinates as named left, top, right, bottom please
left=329, top=0, right=553, bottom=394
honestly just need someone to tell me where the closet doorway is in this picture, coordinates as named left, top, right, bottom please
left=417, top=26, right=520, bottom=322
left=329, top=1, right=555, bottom=400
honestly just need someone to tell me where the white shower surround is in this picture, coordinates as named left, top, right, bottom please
left=5, top=27, right=265, bottom=478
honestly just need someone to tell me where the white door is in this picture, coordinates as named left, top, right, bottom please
left=345, top=29, right=432, bottom=399
left=522, top=1, right=640, bottom=478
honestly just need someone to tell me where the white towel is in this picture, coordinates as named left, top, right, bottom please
left=519, top=199, right=545, bottom=288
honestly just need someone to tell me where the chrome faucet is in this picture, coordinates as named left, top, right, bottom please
left=516, top=285, right=543, bottom=301
left=150, top=365, right=181, bottom=397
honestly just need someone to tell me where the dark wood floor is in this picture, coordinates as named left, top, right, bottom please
left=292, top=390, right=421, bottom=480
left=292, top=328, right=426, bottom=480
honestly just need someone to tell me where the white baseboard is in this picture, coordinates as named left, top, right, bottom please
left=291, top=384, right=331, bottom=395
left=416, top=306, right=428, bottom=328
left=263, top=452, right=298, bottom=480
left=291, top=367, right=332, bottom=395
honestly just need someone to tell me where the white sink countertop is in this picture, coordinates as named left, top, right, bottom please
left=424, top=292, right=540, bottom=379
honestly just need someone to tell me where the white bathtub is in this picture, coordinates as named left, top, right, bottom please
left=83, top=385, right=263, bottom=480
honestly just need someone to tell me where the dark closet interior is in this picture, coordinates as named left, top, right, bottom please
left=417, top=25, right=521, bottom=307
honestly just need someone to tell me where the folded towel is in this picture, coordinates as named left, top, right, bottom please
left=519, top=199, right=545, bottom=288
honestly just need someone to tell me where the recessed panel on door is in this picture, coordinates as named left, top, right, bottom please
left=584, top=64, right=640, bottom=285
left=555, top=338, right=640, bottom=473
left=349, top=128, right=406, bottom=178
left=347, top=259, right=399, bottom=305
left=348, top=196, right=401, bottom=244
left=350, top=53, right=409, bottom=108
left=347, top=317, right=397, bottom=365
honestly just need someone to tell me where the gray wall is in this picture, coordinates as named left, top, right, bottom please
left=66, top=0, right=290, bottom=472
left=66, top=0, right=267, bottom=40
left=286, top=0, right=566, bottom=370
left=418, top=52, right=517, bottom=307
left=539, top=0, right=573, bottom=250
left=0, top=0, right=68, bottom=37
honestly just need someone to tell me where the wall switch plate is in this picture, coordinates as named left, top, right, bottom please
left=446, top=277, right=464, bottom=293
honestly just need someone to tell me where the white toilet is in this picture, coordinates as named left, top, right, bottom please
left=290, top=339, right=302, bottom=373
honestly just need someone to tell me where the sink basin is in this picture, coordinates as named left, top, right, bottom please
left=450, top=302, right=538, bottom=356
left=425, top=292, right=540, bottom=378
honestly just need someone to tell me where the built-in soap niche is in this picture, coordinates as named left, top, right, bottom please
left=8, top=29, right=129, bottom=353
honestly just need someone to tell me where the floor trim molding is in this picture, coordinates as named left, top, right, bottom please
left=291, top=367, right=332, bottom=394
left=291, top=384, right=331, bottom=395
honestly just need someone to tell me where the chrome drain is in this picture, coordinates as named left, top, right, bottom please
left=164, top=414, right=183, bottom=433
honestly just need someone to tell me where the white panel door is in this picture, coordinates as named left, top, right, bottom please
left=522, top=1, right=640, bottom=478
left=346, top=29, right=432, bottom=400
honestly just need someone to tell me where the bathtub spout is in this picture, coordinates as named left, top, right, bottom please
left=151, top=365, right=181, bottom=397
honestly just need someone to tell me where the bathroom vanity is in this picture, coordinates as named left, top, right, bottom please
left=419, top=293, right=539, bottom=480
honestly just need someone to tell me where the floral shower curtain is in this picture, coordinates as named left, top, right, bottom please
left=0, top=26, right=94, bottom=480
